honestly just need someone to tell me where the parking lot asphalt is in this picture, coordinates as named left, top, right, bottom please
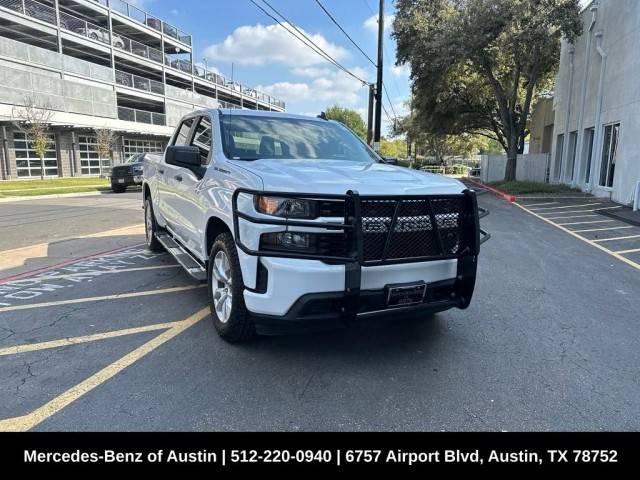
left=1, top=191, right=639, bottom=431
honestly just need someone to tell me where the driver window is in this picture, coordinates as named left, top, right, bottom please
left=191, top=116, right=212, bottom=165
left=174, top=118, right=194, bottom=146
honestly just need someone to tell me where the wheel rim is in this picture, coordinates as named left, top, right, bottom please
left=212, top=250, right=233, bottom=323
left=145, top=203, right=153, bottom=245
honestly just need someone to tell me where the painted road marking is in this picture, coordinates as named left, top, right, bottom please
left=572, top=226, right=634, bottom=233
left=0, top=285, right=206, bottom=313
left=0, top=307, right=210, bottom=432
left=545, top=214, right=599, bottom=220
left=0, top=321, right=184, bottom=356
left=515, top=203, right=640, bottom=271
left=529, top=203, right=603, bottom=211
left=0, top=224, right=145, bottom=271
left=616, top=248, right=640, bottom=255
left=594, top=235, right=640, bottom=243
left=521, top=202, right=559, bottom=207
left=26, top=264, right=180, bottom=281
left=557, top=220, right=615, bottom=226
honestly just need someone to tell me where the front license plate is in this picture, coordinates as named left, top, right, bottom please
left=118, top=178, right=125, bottom=183
left=386, top=282, right=427, bottom=308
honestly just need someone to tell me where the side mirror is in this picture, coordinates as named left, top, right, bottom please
left=382, top=156, right=398, bottom=165
left=165, top=145, right=205, bottom=177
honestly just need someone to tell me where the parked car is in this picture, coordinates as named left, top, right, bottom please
left=142, top=110, right=489, bottom=342
left=110, top=153, right=147, bottom=193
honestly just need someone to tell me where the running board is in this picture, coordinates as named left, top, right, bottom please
left=156, top=233, right=207, bottom=281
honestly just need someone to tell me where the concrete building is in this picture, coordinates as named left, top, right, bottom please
left=551, top=0, right=639, bottom=205
left=528, top=96, right=555, bottom=155
left=0, top=0, right=285, bottom=179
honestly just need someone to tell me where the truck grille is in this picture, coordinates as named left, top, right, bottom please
left=360, top=197, right=471, bottom=262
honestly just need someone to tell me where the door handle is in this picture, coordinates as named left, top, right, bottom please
left=158, top=168, right=164, bottom=174
left=174, top=175, right=183, bottom=182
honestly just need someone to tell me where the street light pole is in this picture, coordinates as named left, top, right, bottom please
left=367, top=83, right=375, bottom=146
left=373, top=0, right=384, bottom=152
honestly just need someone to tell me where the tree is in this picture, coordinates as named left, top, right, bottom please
left=324, top=105, right=367, bottom=141
left=95, top=127, right=116, bottom=175
left=393, top=0, right=582, bottom=180
left=12, top=95, right=54, bottom=180
left=380, top=137, right=407, bottom=159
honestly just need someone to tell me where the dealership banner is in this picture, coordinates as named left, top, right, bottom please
left=0, top=433, right=634, bottom=472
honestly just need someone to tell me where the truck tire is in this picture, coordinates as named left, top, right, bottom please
left=208, top=232, right=255, bottom=342
left=144, top=197, right=164, bottom=253
left=111, top=184, right=126, bottom=193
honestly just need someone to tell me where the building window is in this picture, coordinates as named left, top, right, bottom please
left=567, top=131, right=578, bottom=181
left=554, top=134, right=564, bottom=180
left=599, top=123, right=619, bottom=188
left=78, top=136, right=111, bottom=176
left=122, top=138, right=165, bottom=159
left=13, top=132, right=58, bottom=178
left=584, top=128, right=595, bottom=184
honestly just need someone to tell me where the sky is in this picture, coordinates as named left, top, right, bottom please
left=128, top=0, right=409, bottom=135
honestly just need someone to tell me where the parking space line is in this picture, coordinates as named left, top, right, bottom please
left=572, top=226, right=634, bottom=233
left=27, top=264, right=180, bottom=281
left=0, top=285, right=206, bottom=314
left=557, top=220, right=614, bottom=226
left=515, top=203, right=640, bottom=271
left=593, top=235, right=640, bottom=243
left=529, top=203, right=603, bottom=211
left=0, top=321, right=184, bottom=356
left=545, top=214, right=599, bottom=220
left=616, top=248, right=640, bottom=255
left=0, top=307, right=210, bottom=432
left=521, top=202, right=559, bottom=207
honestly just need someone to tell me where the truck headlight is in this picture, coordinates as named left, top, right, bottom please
left=261, top=232, right=312, bottom=250
left=255, top=195, right=315, bottom=218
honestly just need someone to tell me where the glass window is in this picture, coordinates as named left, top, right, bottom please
left=122, top=138, right=165, bottom=160
left=191, top=116, right=212, bottom=165
left=599, top=123, right=619, bottom=188
left=13, top=132, right=58, bottom=178
left=219, top=114, right=379, bottom=163
left=567, top=131, right=578, bottom=181
left=584, top=128, right=594, bottom=184
left=78, top=136, right=111, bottom=176
left=174, top=118, right=194, bottom=146
left=554, top=134, right=564, bottom=181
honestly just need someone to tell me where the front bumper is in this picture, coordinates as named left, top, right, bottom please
left=111, top=175, right=143, bottom=186
left=233, top=188, right=489, bottom=331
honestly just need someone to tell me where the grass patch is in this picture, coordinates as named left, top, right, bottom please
left=0, top=178, right=111, bottom=197
left=490, top=181, right=577, bottom=195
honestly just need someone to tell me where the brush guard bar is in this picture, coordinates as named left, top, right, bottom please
left=232, top=188, right=490, bottom=317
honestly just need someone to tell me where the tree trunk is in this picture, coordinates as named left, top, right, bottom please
left=40, top=155, right=44, bottom=180
left=504, top=139, right=518, bottom=182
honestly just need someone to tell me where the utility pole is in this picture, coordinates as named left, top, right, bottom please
left=373, top=0, right=384, bottom=152
left=367, top=83, right=375, bottom=146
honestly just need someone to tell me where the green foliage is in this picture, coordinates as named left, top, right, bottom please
left=393, top=0, right=582, bottom=180
left=31, top=134, right=49, bottom=161
left=491, top=181, right=576, bottom=195
left=324, top=105, right=367, bottom=141
left=380, top=137, right=407, bottom=159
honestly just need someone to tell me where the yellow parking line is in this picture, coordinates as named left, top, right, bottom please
left=0, top=321, right=183, bottom=356
left=594, top=235, right=640, bottom=243
left=0, top=285, right=206, bottom=314
left=522, top=202, right=559, bottom=207
left=515, top=203, right=640, bottom=271
left=557, top=220, right=614, bottom=226
left=530, top=203, right=603, bottom=211
left=573, top=226, right=634, bottom=233
left=0, top=307, right=209, bottom=432
left=23, top=264, right=180, bottom=282
left=616, top=248, right=640, bottom=255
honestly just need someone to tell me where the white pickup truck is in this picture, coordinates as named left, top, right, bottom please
left=143, top=109, right=489, bottom=342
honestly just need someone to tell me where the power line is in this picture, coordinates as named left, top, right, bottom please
left=314, top=0, right=377, bottom=68
left=362, top=0, right=375, bottom=16
left=382, top=82, right=398, bottom=118
left=250, top=0, right=371, bottom=85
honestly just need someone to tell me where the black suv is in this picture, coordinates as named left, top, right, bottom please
left=110, top=153, right=146, bottom=193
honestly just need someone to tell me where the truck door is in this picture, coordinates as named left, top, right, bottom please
left=159, top=117, right=195, bottom=242
left=169, top=115, right=213, bottom=258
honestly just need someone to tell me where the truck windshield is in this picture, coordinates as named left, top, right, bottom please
left=219, top=114, right=379, bottom=163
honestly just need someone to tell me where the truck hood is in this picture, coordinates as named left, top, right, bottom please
left=231, top=159, right=466, bottom=195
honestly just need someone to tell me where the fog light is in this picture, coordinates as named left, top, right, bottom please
left=261, top=232, right=312, bottom=250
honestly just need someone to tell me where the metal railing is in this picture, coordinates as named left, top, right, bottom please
left=115, top=70, right=164, bottom=95
left=0, top=0, right=56, bottom=25
left=166, top=58, right=193, bottom=74
left=113, top=32, right=164, bottom=64
left=118, top=106, right=165, bottom=125
left=59, top=10, right=111, bottom=45
left=161, top=21, right=191, bottom=46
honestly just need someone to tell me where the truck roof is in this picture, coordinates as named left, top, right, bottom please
left=192, top=108, right=328, bottom=122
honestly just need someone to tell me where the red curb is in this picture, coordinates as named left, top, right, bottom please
left=465, top=178, right=516, bottom=203
left=0, top=242, right=145, bottom=284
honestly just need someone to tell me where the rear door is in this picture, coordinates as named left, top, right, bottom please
left=159, top=116, right=195, bottom=239
left=168, top=115, right=213, bottom=258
